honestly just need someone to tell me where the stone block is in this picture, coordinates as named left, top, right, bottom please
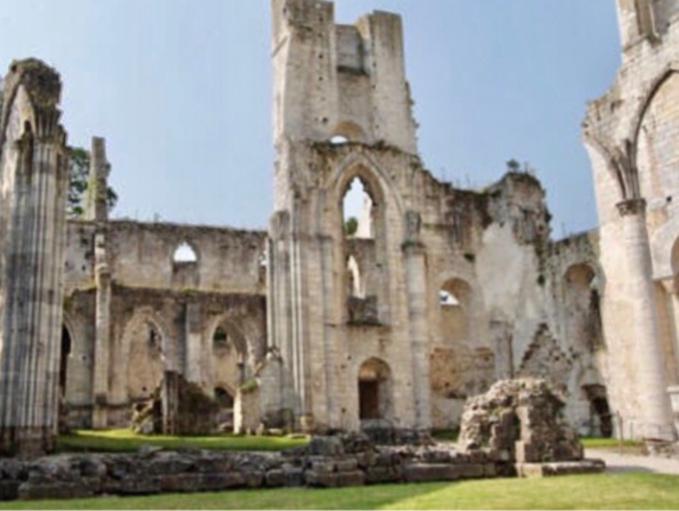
left=335, top=457, right=358, bottom=472
left=515, top=459, right=605, bottom=478
left=0, top=481, right=19, bottom=501
left=18, top=482, right=95, bottom=501
left=265, top=469, right=286, bottom=487
left=403, top=463, right=459, bottom=482
left=365, top=466, right=401, bottom=484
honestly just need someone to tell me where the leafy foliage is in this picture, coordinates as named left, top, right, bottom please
left=67, top=146, right=118, bottom=218
left=344, top=216, right=358, bottom=237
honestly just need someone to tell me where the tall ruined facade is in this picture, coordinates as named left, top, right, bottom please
left=263, top=0, right=610, bottom=435
left=4, top=0, right=679, bottom=453
left=583, top=0, right=679, bottom=441
left=0, top=60, right=69, bottom=455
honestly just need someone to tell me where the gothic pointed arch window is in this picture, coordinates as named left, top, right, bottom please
left=173, top=241, right=198, bottom=264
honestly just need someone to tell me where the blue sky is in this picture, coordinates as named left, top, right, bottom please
left=0, top=0, right=620, bottom=236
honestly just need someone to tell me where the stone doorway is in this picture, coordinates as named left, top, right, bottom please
left=583, top=384, right=613, bottom=437
left=358, top=358, right=393, bottom=423
left=59, top=325, right=72, bottom=397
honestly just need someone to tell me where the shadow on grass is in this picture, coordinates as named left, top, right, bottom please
left=2, top=473, right=679, bottom=510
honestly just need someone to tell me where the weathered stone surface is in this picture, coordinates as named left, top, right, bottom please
left=515, top=459, right=605, bottom=478
left=459, top=378, right=583, bottom=463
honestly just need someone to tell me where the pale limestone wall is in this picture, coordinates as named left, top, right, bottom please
left=583, top=0, right=679, bottom=440
left=5, top=0, right=636, bottom=439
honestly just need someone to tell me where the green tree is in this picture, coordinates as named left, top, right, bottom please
left=506, top=159, right=521, bottom=172
left=344, top=216, right=358, bottom=237
left=67, top=146, right=118, bottom=218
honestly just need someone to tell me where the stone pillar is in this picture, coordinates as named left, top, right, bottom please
left=91, top=232, right=111, bottom=429
left=184, top=301, right=202, bottom=385
left=402, top=211, right=431, bottom=430
left=0, top=60, right=69, bottom=456
left=617, top=198, right=675, bottom=440
left=84, top=137, right=110, bottom=222
left=90, top=138, right=112, bottom=430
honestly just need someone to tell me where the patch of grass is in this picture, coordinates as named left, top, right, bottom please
left=580, top=437, right=642, bottom=448
left=57, top=429, right=309, bottom=453
left=581, top=436, right=645, bottom=454
left=3, top=473, right=679, bottom=510
left=431, top=429, right=458, bottom=442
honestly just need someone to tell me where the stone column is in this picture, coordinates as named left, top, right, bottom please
left=91, top=232, right=111, bottom=429
left=184, top=301, right=202, bottom=385
left=90, top=138, right=112, bottom=430
left=618, top=198, right=675, bottom=440
left=0, top=60, right=69, bottom=456
left=402, top=211, right=431, bottom=430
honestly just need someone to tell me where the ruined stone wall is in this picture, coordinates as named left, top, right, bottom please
left=61, top=216, right=268, bottom=429
left=265, top=0, right=611, bottom=435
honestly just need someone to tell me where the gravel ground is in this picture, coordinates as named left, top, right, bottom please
left=586, top=448, right=679, bottom=475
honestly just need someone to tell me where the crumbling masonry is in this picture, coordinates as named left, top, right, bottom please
left=0, top=0, right=678, bottom=455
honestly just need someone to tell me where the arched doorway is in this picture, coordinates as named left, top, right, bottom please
left=59, top=325, right=72, bottom=397
left=582, top=384, right=613, bottom=438
left=358, top=358, right=393, bottom=423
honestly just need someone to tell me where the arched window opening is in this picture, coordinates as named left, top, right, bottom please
left=173, top=242, right=197, bottom=264
left=59, top=325, right=72, bottom=396
left=564, top=264, right=603, bottom=352
left=330, top=135, right=349, bottom=145
left=358, top=358, right=393, bottom=422
left=439, top=279, right=471, bottom=343
left=147, top=322, right=162, bottom=352
left=342, top=177, right=373, bottom=239
left=331, top=121, right=366, bottom=144
left=214, top=387, right=234, bottom=408
left=439, top=290, right=460, bottom=307
left=213, top=326, right=230, bottom=350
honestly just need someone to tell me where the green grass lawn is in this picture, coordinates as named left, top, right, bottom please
left=57, top=429, right=309, bottom=453
left=2, top=473, right=678, bottom=510
left=580, top=437, right=646, bottom=455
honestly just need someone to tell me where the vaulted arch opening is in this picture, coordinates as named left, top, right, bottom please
left=358, top=358, right=393, bottom=423
left=211, top=320, right=249, bottom=396
left=339, top=167, right=388, bottom=325
left=59, top=325, right=72, bottom=397
left=564, top=264, right=603, bottom=352
left=124, top=317, right=167, bottom=402
left=439, top=278, right=472, bottom=344
left=636, top=72, right=679, bottom=206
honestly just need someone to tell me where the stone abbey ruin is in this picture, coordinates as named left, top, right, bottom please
left=1, top=0, right=679, bottom=458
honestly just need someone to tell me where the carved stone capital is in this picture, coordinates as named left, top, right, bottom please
left=616, top=198, right=647, bottom=217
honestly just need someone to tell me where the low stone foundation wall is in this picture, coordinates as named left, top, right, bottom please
left=0, top=433, right=604, bottom=502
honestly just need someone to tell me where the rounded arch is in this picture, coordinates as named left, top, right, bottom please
left=438, top=277, right=473, bottom=345
left=650, top=218, right=679, bottom=279
left=582, top=135, right=627, bottom=204
left=357, top=357, right=393, bottom=422
left=331, top=121, right=366, bottom=143
left=206, top=312, right=266, bottom=396
left=631, top=67, right=679, bottom=147
left=118, top=308, right=173, bottom=402
left=563, top=262, right=605, bottom=352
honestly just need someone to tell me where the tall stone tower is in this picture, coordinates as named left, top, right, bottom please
left=266, top=0, right=431, bottom=432
left=0, top=60, right=69, bottom=455
left=583, top=0, right=679, bottom=440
